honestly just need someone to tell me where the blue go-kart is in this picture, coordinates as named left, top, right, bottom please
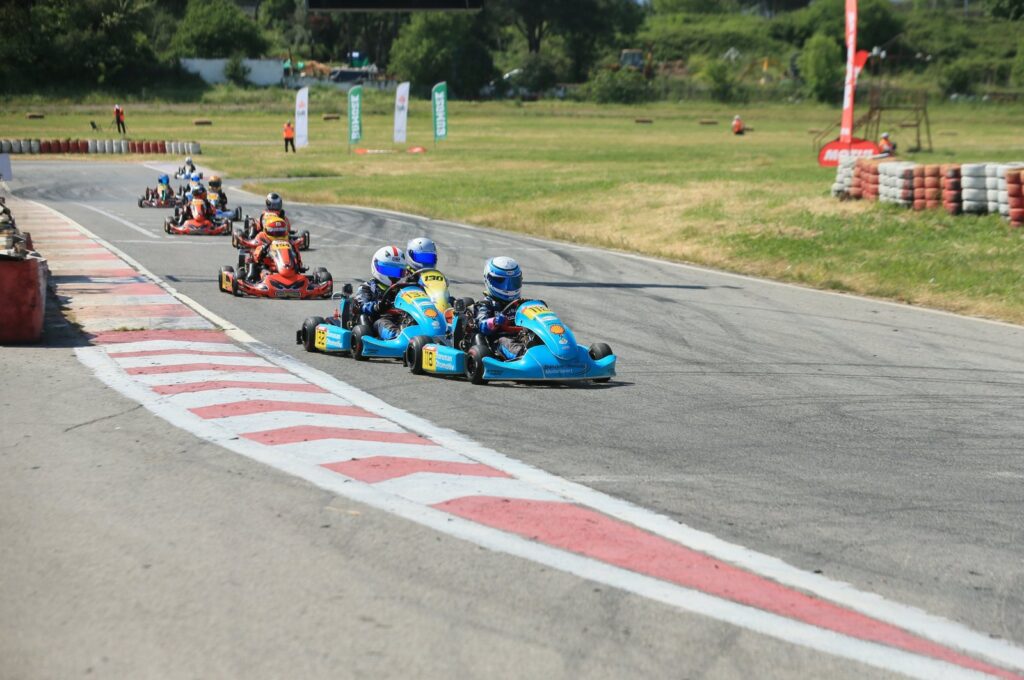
left=297, top=280, right=448, bottom=360
left=407, top=299, right=616, bottom=385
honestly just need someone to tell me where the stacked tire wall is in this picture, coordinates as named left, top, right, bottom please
left=832, top=156, right=856, bottom=197
left=1009, top=170, right=1024, bottom=228
left=879, top=162, right=915, bottom=207
left=942, top=164, right=962, bottom=215
left=912, top=164, right=941, bottom=211
left=959, top=164, right=989, bottom=214
left=0, top=139, right=201, bottom=156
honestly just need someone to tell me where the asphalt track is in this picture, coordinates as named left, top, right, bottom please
left=5, top=160, right=1024, bottom=678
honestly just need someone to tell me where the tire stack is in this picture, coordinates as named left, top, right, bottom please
left=912, top=165, right=926, bottom=211
left=879, top=162, right=915, bottom=208
left=960, top=163, right=989, bottom=214
left=941, top=164, right=962, bottom=215
left=995, top=163, right=1024, bottom=218
left=860, top=159, right=881, bottom=201
left=1007, top=170, right=1024, bottom=228
left=986, top=164, right=1000, bottom=214
left=849, top=160, right=864, bottom=199
left=832, top=156, right=857, bottom=197
left=922, top=165, right=941, bottom=210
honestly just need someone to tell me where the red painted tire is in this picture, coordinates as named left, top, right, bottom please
left=924, top=188, right=940, bottom=201
left=40, top=140, right=51, bottom=153
left=942, top=190, right=961, bottom=202
left=942, top=178, right=961, bottom=191
left=1010, top=208, right=1024, bottom=222
left=925, top=200, right=941, bottom=210
left=912, top=200, right=926, bottom=211
left=158, top=141, right=167, bottom=153
left=1009, top=196, right=1024, bottom=210
left=924, top=177, right=940, bottom=189
left=944, top=203, right=962, bottom=215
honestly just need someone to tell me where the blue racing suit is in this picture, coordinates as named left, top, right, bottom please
left=353, top=280, right=403, bottom=340
left=475, top=295, right=528, bottom=360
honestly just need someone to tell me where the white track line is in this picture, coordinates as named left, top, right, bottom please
left=75, top=202, right=161, bottom=239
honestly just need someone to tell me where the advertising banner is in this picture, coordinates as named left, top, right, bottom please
left=348, top=85, right=363, bottom=145
left=295, top=86, right=309, bottom=148
left=394, top=81, right=410, bottom=144
left=432, top=81, right=448, bottom=142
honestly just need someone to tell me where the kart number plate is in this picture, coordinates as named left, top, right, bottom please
left=422, top=346, right=437, bottom=372
left=521, top=305, right=553, bottom=320
left=220, top=272, right=231, bottom=290
left=402, top=291, right=428, bottom=303
left=315, top=326, right=328, bottom=350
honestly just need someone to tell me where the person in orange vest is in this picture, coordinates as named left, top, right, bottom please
left=878, top=132, right=896, bottom=156
left=114, top=104, right=126, bottom=135
left=731, top=114, right=745, bottom=136
left=283, top=121, right=296, bottom=153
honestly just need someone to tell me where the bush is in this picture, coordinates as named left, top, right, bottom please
left=171, top=0, right=268, bottom=59
left=797, top=32, right=842, bottom=103
left=224, top=54, right=251, bottom=86
left=940, top=57, right=1013, bottom=94
left=1015, top=41, right=1024, bottom=86
left=701, top=60, right=748, bottom=102
left=389, top=12, right=496, bottom=98
left=583, top=68, right=654, bottom=103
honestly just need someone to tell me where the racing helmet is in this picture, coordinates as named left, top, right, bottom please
left=185, top=156, right=193, bottom=165
left=484, top=256, right=522, bottom=302
left=192, top=184, right=206, bottom=198
left=158, top=174, right=169, bottom=185
left=209, top=175, right=222, bottom=190
left=265, top=192, right=283, bottom=211
left=264, top=215, right=288, bottom=239
left=190, top=172, right=201, bottom=182
left=405, top=237, right=438, bottom=271
left=371, top=245, right=409, bottom=286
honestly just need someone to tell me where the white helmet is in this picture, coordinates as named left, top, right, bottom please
left=405, top=237, right=438, bottom=271
left=371, top=245, right=408, bottom=286
left=484, top=256, right=522, bottom=302
left=185, top=156, right=193, bottom=164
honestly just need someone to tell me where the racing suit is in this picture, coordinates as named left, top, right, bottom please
left=180, top=197, right=214, bottom=225
left=248, top=231, right=303, bottom=280
left=475, top=296, right=528, bottom=359
left=157, top=184, right=173, bottom=201
left=353, top=280, right=403, bottom=340
left=209, top=189, right=229, bottom=210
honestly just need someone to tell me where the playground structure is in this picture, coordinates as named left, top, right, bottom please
left=814, top=85, right=933, bottom=154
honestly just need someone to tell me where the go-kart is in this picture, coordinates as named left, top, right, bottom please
left=407, top=298, right=616, bottom=385
left=296, top=272, right=451, bottom=359
left=219, top=239, right=332, bottom=299
left=207, top=191, right=242, bottom=222
left=174, top=167, right=202, bottom=180
left=138, top=187, right=181, bottom=209
left=163, top=199, right=232, bottom=236
left=233, top=215, right=310, bottom=251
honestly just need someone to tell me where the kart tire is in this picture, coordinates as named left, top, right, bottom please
left=466, top=344, right=492, bottom=385
left=351, top=324, right=373, bottom=361
left=234, top=207, right=242, bottom=221
left=301, top=230, right=311, bottom=251
left=219, top=266, right=235, bottom=295
left=137, top=198, right=143, bottom=208
left=588, top=342, right=614, bottom=383
left=407, top=336, right=431, bottom=375
left=314, top=268, right=332, bottom=286
left=301, top=316, right=325, bottom=353
left=231, top=230, right=240, bottom=248
left=163, top=220, right=171, bottom=234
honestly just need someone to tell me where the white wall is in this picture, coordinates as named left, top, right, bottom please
left=180, top=58, right=282, bottom=86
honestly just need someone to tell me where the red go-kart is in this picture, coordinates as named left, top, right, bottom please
left=232, top=214, right=310, bottom=251
left=219, top=239, right=332, bottom=299
left=138, top=187, right=181, bottom=209
left=163, top=199, right=232, bottom=236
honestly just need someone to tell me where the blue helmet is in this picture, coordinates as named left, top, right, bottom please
left=158, top=174, right=169, bottom=185
left=372, top=245, right=409, bottom=286
left=190, top=172, right=201, bottom=182
left=405, top=237, right=438, bottom=271
left=484, top=256, right=522, bottom=302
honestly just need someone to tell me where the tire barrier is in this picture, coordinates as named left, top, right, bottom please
left=0, top=140, right=10, bottom=153
left=960, top=163, right=990, bottom=214
left=942, top=164, right=962, bottom=215
left=0, top=257, right=47, bottom=343
left=11, top=140, right=22, bottom=154
left=1, top=137, right=195, bottom=156
left=996, top=163, right=1024, bottom=217
left=879, top=161, right=915, bottom=207
left=831, top=156, right=856, bottom=197
left=40, top=140, right=51, bottom=154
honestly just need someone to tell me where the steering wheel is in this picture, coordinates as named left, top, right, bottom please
left=378, top=281, right=405, bottom=311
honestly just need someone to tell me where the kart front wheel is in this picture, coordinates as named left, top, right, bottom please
left=589, top=342, right=613, bottom=383
left=350, top=324, right=373, bottom=361
left=301, top=316, right=325, bottom=353
left=406, top=336, right=431, bottom=375
left=465, top=344, right=492, bottom=385
left=137, top=198, right=143, bottom=208
left=301, top=230, right=311, bottom=251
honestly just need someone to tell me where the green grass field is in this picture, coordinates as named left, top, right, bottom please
left=3, top=92, right=1023, bottom=322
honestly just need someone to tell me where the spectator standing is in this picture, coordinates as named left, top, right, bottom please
left=114, top=104, right=126, bottom=135
left=283, top=121, right=296, bottom=153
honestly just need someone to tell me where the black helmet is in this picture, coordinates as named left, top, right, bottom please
left=265, top=192, right=283, bottom=211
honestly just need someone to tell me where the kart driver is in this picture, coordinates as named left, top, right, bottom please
left=399, top=236, right=455, bottom=309
left=258, top=192, right=292, bottom=232
left=207, top=175, right=228, bottom=210
left=180, top=185, right=214, bottom=225
left=248, top=215, right=304, bottom=281
left=354, top=246, right=410, bottom=341
left=155, top=174, right=172, bottom=201
left=475, top=256, right=528, bottom=360
left=181, top=156, right=197, bottom=177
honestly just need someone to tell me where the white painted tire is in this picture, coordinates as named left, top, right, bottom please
left=10, top=139, right=21, bottom=154
left=961, top=176, right=986, bottom=190
left=961, top=188, right=987, bottom=202
left=961, top=163, right=987, bottom=177
left=0, top=140, right=9, bottom=153
left=988, top=201, right=1000, bottom=213
left=962, top=200, right=987, bottom=213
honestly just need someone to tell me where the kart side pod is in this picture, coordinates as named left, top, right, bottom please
left=413, top=343, right=465, bottom=375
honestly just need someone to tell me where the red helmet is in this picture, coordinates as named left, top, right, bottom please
left=265, top=215, right=288, bottom=239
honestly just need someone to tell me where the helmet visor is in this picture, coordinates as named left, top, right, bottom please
left=375, top=261, right=408, bottom=280
left=410, top=250, right=437, bottom=267
left=487, top=271, right=522, bottom=294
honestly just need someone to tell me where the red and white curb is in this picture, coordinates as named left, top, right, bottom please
left=23, top=199, right=1024, bottom=679
left=13, top=199, right=213, bottom=333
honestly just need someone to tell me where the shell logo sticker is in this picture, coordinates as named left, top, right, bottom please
left=549, top=324, right=565, bottom=335
left=424, top=308, right=438, bottom=318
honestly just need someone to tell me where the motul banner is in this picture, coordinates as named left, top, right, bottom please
left=348, top=85, right=362, bottom=144
left=393, top=81, right=410, bottom=144
left=818, top=138, right=879, bottom=166
left=839, top=0, right=858, bottom=143
left=294, top=87, right=309, bottom=148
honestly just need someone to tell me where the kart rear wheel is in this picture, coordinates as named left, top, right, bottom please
left=301, top=230, right=311, bottom=251
left=406, top=336, right=431, bottom=375
left=163, top=219, right=171, bottom=234
left=301, top=316, right=325, bottom=353
left=234, top=207, right=242, bottom=221
left=588, top=342, right=613, bottom=383
left=351, top=324, right=373, bottom=361
left=465, top=344, right=492, bottom=385
left=137, top=198, right=143, bottom=208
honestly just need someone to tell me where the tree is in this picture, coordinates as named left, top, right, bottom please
left=798, top=31, right=842, bottom=102
left=171, top=0, right=268, bottom=58
left=989, top=0, right=1024, bottom=20
left=389, top=12, right=497, bottom=98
